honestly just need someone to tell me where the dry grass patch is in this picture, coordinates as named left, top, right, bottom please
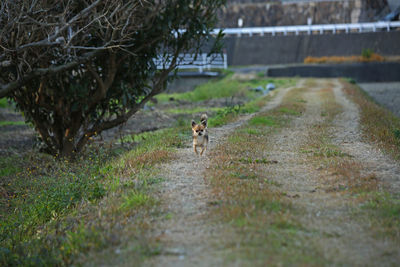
left=324, top=160, right=379, bottom=194
left=317, top=83, right=342, bottom=120
left=124, top=150, right=173, bottom=173
left=341, top=80, right=400, bottom=160
left=277, top=86, right=307, bottom=115
left=304, top=53, right=385, bottom=64
left=303, top=78, right=317, bottom=88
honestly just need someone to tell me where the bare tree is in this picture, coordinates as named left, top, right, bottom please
left=0, top=0, right=224, bottom=157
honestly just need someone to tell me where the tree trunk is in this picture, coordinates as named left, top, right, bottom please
left=60, top=139, right=76, bottom=158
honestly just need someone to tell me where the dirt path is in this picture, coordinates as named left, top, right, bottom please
left=144, top=81, right=304, bottom=266
left=142, top=78, right=400, bottom=266
left=332, top=79, right=400, bottom=193
left=263, top=79, right=400, bottom=265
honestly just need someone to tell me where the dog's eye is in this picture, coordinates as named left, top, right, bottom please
left=196, top=130, right=199, bottom=132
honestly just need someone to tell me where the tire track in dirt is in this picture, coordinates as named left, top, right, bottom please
left=263, top=79, right=399, bottom=266
left=143, top=81, right=305, bottom=267
left=332, top=79, right=400, bottom=193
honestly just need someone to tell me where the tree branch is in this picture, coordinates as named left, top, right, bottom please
left=0, top=50, right=101, bottom=98
left=87, top=52, right=117, bottom=108
left=87, top=56, right=177, bottom=136
left=6, top=0, right=102, bottom=53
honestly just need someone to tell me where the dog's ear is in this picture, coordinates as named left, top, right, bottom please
left=200, top=114, right=208, bottom=127
left=191, top=120, right=196, bottom=128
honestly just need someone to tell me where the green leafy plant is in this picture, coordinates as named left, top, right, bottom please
left=394, top=128, right=400, bottom=140
left=208, top=104, right=242, bottom=127
left=362, top=48, right=373, bottom=59
left=0, top=98, right=8, bottom=108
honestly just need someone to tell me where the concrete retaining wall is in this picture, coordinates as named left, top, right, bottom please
left=266, top=62, right=400, bottom=82
left=224, top=31, right=400, bottom=66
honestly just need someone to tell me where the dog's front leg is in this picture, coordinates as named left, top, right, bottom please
left=200, top=146, right=206, bottom=156
left=193, top=145, right=198, bottom=155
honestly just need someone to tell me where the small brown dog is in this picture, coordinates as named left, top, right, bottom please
left=191, top=114, right=208, bottom=156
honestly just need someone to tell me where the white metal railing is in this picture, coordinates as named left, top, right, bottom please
left=212, top=21, right=400, bottom=37
left=155, top=53, right=228, bottom=72
left=282, top=0, right=345, bottom=2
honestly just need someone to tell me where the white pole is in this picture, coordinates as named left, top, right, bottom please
left=223, top=53, right=228, bottom=69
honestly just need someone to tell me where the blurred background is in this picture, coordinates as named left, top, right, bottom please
left=210, top=0, right=400, bottom=116
left=217, top=0, right=397, bottom=28
left=216, top=0, right=400, bottom=67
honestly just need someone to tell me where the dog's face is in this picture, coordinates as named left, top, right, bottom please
left=192, top=120, right=207, bottom=137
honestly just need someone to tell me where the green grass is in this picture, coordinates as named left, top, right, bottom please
left=206, top=94, right=275, bottom=128
left=165, top=106, right=224, bottom=115
left=0, top=98, right=8, bottom=108
left=120, top=191, right=155, bottom=211
left=241, top=96, right=268, bottom=113
left=248, top=115, right=277, bottom=127
left=243, top=128, right=263, bottom=135
left=0, top=121, right=25, bottom=126
left=0, top=98, right=16, bottom=109
left=0, top=126, right=186, bottom=266
left=155, top=73, right=295, bottom=130
left=306, top=142, right=352, bottom=158
left=0, top=155, right=108, bottom=265
left=358, top=192, right=400, bottom=239
left=155, top=72, right=242, bottom=102
left=0, top=156, right=23, bottom=177
left=208, top=105, right=242, bottom=127
left=363, top=192, right=400, bottom=220
left=279, top=107, right=301, bottom=116
left=156, top=72, right=296, bottom=103
left=119, top=127, right=188, bottom=148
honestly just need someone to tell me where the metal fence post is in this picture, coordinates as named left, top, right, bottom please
left=223, top=53, right=228, bottom=69
left=201, top=53, right=206, bottom=73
